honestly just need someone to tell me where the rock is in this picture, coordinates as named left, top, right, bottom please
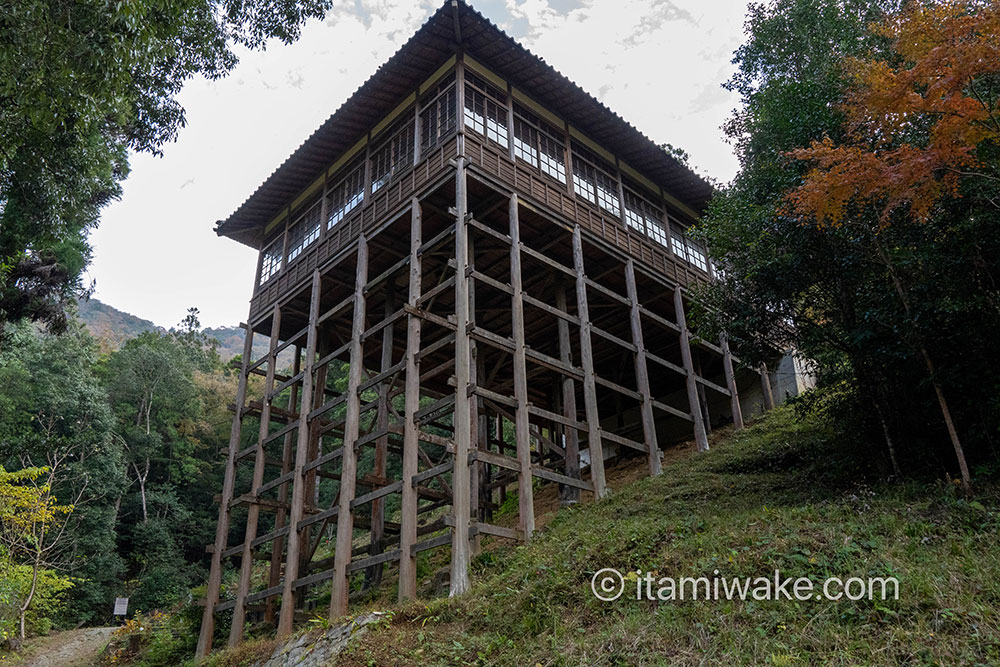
left=253, top=612, right=386, bottom=667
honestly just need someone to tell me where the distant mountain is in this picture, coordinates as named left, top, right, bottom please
left=203, top=324, right=275, bottom=362
left=76, top=298, right=163, bottom=350
left=76, top=299, right=263, bottom=361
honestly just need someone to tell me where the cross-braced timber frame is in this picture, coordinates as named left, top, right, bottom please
left=196, top=157, right=764, bottom=655
left=194, top=11, right=775, bottom=653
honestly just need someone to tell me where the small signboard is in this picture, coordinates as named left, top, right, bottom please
left=113, top=597, right=129, bottom=616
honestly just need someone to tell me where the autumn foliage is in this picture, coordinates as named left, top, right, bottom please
left=786, top=0, right=1000, bottom=226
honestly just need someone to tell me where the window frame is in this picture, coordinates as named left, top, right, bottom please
left=258, top=236, right=284, bottom=287
left=572, top=141, right=621, bottom=217
left=286, top=200, right=322, bottom=263
left=463, top=71, right=509, bottom=149
left=370, top=113, right=415, bottom=195
left=326, top=156, right=366, bottom=230
left=420, top=73, right=457, bottom=152
left=512, top=102, right=567, bottom=184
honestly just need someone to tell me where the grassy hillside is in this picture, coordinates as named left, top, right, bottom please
left=116, top=402, right=999, bottom=666
left=327, top=406, right=1000, bottom=666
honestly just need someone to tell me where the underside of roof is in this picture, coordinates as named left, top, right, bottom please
left=216, top=0, right=715, bottom=248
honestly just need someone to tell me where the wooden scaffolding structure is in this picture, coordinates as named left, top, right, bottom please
left=196, top=3, right=768, bottom=657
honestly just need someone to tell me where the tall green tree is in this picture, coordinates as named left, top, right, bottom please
left=0, top=322, right=125, bottom=626
left=694, top=0, right=1000, bottom=481
left=0, top=0, right=332, bottom=335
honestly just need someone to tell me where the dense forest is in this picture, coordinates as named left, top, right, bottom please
left=0, top=310, right=239, bottom=640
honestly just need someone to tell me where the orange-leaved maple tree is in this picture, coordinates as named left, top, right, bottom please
left=786, top=0, right=1000, bottom=227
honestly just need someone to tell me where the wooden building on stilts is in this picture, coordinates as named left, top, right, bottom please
left=196, top=0, right=774, bottom=656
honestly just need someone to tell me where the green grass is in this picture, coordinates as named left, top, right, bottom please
left=339, top=405, right=1000, bottom=666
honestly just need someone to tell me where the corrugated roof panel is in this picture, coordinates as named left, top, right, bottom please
left=216, top=0, right=713, bottom=247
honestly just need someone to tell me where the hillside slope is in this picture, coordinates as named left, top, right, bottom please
left=75, top=299, right=272, bottom=361
left=328, top=407, right=1000, bottom=666
left=118, top=405, right=999, bottom=666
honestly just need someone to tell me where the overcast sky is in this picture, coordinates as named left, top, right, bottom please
left=85, top=0, right=750, bottom=329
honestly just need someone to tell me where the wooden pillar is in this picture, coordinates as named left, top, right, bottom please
left=230, top=305, right=282, bottom=647
left=695, top=351, right=712, bottom=435
left=450, top=157, right=473, bottom=596
left=721, top=335, right=744, bottom=430
left=468, top=232, right=482, bottom=556
left=508, top=193, right=535, bottom=539
left=624, top=259, right=662, bottom=476
left=265, top=346, right=301, bottom=624
left=554, top=285, right=580, bottom=505
left=398, top=199, right=422, bottom=602
left=471, top=351, right=488, bottom=554
left=673, top=286, right=709, bottom=452
left=330, top=235, right=369, bottom=618
left=197, top=323, right=254, bottom=659
left=277, top=270, right=322, bottom=637
left=572, top=226, right=608, bottom=498
left=760, top=362, right=775, bottom=411
left=364, top=286, right=395, bottom=591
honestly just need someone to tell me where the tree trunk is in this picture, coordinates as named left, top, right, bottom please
left=19, top=553, right=41, bottom=640
left=134, top=458, right=150, bottom=522
left=873, top=237, right=971, bottom=494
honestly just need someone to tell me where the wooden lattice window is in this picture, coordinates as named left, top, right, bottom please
left=669, top=220, right=708, bottom=272
left=420, top=74, right=457, bottom=152
left=572, top=142, right=620, bottom=216
left=287, top=201, right=321, bottom=262
left=371, top=115, right=414, bottom=194
left=327, top=158, right=365, bottom=229
left=623, top=186, right=667, bottom=247
left=512, top=103, right=566, bottom=184
left=686, top=238, right=708, bottom=272
left=259, top=237, right=283, bottom=286
left=464, top=71, right=508, bottom=148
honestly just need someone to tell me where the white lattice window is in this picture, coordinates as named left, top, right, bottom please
left=259, top=238, right=283, bottom=286
left=420, top=74, right=457, bottom=151
left=671, top=235, right=687, bottom=260
left=464, top=72, right=508, bottom=148
left=686, top=241, right=707, bottom=272
left=623, top=187, right=667, bottom=247
left=287, top=202, right=321, bottom=262
left=371, top=115, right=414, bottom=194
left=327, top=159, right=365, bottom=229
left=513, top=103, right=566, bottom=184
left=572, top=142, right=619, bottom=216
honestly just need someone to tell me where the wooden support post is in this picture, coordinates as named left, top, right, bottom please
left=197, top=324, right=254, bottom=659
left=673, top=286, right=709, bottom=452
left=230, top=305, right=282, bottom=647
left=469, top=232, right=482, bottom=556
left=364, top=286, right=394, bottom=591
left=573, top=226, right=608, bottom=498
left=398, top=199, right=422, bottom=602
left=277, top=271, right=322, bottom=638
left=625, top=260, right=662, bottom=476
left=555, top=285, right=580, bottom=505
left=508, top=193, right=535, bottom=539
left=330, top=236, right=369, bottom=618
left=450, top=157, right=473, bottom=596
left=759, top=362, right=775, bottom=411
left=695, top=351, right=712, bottom=435
left=266, top=346, right=301, bottom=624
left=721, top=335, right=744, bottom=430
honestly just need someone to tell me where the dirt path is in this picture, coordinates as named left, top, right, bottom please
left=14, top=627, right=115, bottom=667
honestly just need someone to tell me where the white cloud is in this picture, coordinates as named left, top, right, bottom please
left=86, top=0, right=748, bottom=329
